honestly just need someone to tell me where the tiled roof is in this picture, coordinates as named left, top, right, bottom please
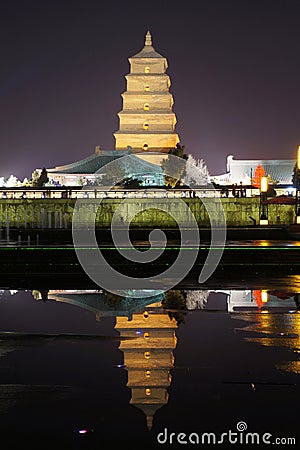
left=130, top=45, right=165, bottom=59
left=47, top=151, right=125, bottom=174
left=227, top=156, right=295, bottom=184
left=48, top=291, right=163, bottom=317
left=47, top=151, right=163, bottom=175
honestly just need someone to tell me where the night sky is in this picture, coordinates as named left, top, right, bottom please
left=0, top=0, right=299, bottom=180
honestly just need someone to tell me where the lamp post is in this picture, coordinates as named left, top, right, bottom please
left=259, top=176, right=269, bottom=225
left=295, top=146, right=300, bottom=224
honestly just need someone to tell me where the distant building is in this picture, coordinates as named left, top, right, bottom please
left=211, top=154, right=295, bottom=188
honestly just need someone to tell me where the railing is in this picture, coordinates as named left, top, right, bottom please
left=0, top=186, right=222, bottom=200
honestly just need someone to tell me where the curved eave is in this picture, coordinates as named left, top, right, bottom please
left=47, top=151, right=127, bottom=175
left=129, top=47, right=166, bottom=59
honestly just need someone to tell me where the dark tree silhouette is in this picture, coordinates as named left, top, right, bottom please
left=161, top=143, right=188, bottom=188
left=162, top=289, right=187, bottom=325
left=120, top=177, right=143, bottom=188
left=34, top=168, right=49, bottom=188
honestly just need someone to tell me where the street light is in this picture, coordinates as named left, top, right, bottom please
left=259, top=176, right=269, bottom=225
left=296, top=146, right=300, bottom=224
left=261, top=290, right=268, bottom=303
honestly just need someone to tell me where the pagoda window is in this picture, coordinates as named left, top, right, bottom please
left=143, top=122, right=149, bottom=130
left=144, top=84, right=150, bottom=91
left=144, top=351, right=151, bottom=359
left=144, top=103, right=150, bottom=111
left=143, top=332, right=150, bottom=340
left=143, top=311, right=150, bottom=319
left=145, top=66, right=150, bottom=73
left=145, top=370, right=151, bottom=379
left=145, top=388, right=151, bottom=396
left=142, top=143, right=149, bottom=151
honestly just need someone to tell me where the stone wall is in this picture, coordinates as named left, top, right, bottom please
left=0, top=197, right=296, bottom=229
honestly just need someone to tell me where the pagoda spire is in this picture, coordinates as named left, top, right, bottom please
left=114, top=32, right=180, bottom=154
left=145, top=30, right=152, bottom=46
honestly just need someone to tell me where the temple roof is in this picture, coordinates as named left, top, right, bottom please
left=47, top=150, right=164, bottom=175
left=47, top=150, right=126, bottom=174
left=130, top=30, right=165, bottom=59
left=48, top=291, right=164, bottom=318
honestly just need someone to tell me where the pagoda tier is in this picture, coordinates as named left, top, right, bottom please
left=114, top=31, right=180, bottom=153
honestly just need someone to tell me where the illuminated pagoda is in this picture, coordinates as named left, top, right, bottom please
left=44, top=31, right=180, bottom=187
left=114, top=30, right=179, bottom=158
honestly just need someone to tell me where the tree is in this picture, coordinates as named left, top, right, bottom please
left=30, top=168, right=49, bottom=188
left=29, top=169, right=40, bottom=187
left=184, top=154, right=210, bottom=186
left=162, top=289, right=187, bottom=325
left=292, top=163, right=299, bottom=188
left=251, top=164, right=266, bottom=188
left=5, top=174, right=21, bottom=187
left=185, top=289, right=210, bottom=309
left=161, top=143, right=188, bottom=188
left=120, top=177, right=143, bottom=188
left=35, top=168, right=49, bottom=188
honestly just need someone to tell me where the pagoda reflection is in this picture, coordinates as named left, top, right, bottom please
left=115, top=300, right=178, bottom=430
left=29, top=287, right=300, bottom=421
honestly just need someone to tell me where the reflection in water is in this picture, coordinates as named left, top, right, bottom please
left=235, top=312, right=300, bottom=374
left=32, top=287, right=300, bottom=316
left=115, top=302, right=178, bottom=430
left=0, top=287, right=299, bottom=439
left=32, top=287, right=300, bottom=425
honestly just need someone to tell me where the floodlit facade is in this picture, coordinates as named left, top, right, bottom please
left=114, top=30, right=180, bottom=154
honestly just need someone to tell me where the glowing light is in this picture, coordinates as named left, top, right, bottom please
left=260, top=176, right=268, bottom=192
left=297, top=145, right=300, bottom=170
left=75, top=428, right=94, bottom=435
left=297, top=216, right=300, bottom=224
left=258, top=240, right=271, bottom=246
left=261, top=290, right=268, bottom=303
left=145, top=388, right=151, bottom=396
left=143, top=332, right=150, bottom=339
left=144, top=351, right=151, bottom=359
left=259, top=219, right=269, bottom=225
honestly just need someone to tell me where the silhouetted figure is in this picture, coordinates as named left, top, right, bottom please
left=232, top=184, right=237, bottom=197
